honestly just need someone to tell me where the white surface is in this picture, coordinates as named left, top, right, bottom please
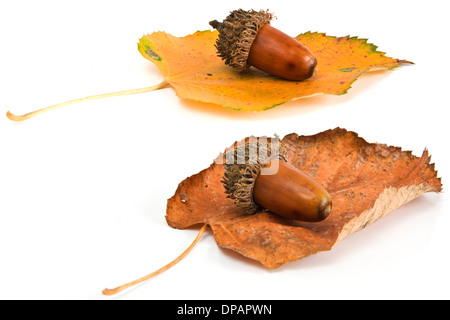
left=0, top=0, right=449, bottom=300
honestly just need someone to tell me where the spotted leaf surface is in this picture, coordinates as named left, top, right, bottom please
left=166, top=128, right=441, bottom=268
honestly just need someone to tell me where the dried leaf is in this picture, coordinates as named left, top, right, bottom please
left=138, top=31, right=412, bottom=111
left=166, top=128, right=442, bottom=268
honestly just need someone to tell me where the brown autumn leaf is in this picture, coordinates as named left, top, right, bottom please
left=165, top=128, right=442, bottom=269
left=138, top=31, right=412, bottom=111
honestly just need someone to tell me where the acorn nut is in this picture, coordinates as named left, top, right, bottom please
left=221, top=140, right=332, bottom=222
left=210, top=9, right=317, bottom=81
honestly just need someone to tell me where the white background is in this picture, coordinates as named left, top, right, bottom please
left=0, top=0, right=449, bottom=300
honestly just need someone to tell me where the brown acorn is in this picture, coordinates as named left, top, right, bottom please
left=221, top=139, right=331, bottom=222
left=209, top=9, right=317, bottom=81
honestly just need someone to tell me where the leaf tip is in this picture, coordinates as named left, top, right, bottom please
left=398, top=59, right=414, bottom=65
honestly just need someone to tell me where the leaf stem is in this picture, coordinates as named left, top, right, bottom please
left=102, top=224, right=208, bottom=296
left=6, top=79, right=170, bottom=122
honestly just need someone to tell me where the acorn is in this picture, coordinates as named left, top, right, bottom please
left=221, top=139, right=332, bottom=222
left=209, top=9, right=317, bottom=81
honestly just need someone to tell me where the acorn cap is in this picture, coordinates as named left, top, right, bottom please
left=221, top=138, right=286, bottom=214
left=209, top=9, right=273, bottom=71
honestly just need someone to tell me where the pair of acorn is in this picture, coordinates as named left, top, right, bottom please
left=212, top=10, right=330, bottom=223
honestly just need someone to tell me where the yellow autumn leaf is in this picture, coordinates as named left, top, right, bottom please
left=138, top=30, right=412, bottom=111
left=6, top=29, right=411, bottom=121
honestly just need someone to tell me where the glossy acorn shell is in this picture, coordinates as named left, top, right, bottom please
left=247, top=24, right=317, bottom=81
left=253, top=160, right=332, bottom=222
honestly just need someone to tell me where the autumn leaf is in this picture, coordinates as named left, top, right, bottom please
left=165, top=128, right=442, bottom=269
left=7, top=29, right=411, bottom=121
left=138, top=30, right=412, bottom=111
left=103, top=129, right=441, bottom=295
